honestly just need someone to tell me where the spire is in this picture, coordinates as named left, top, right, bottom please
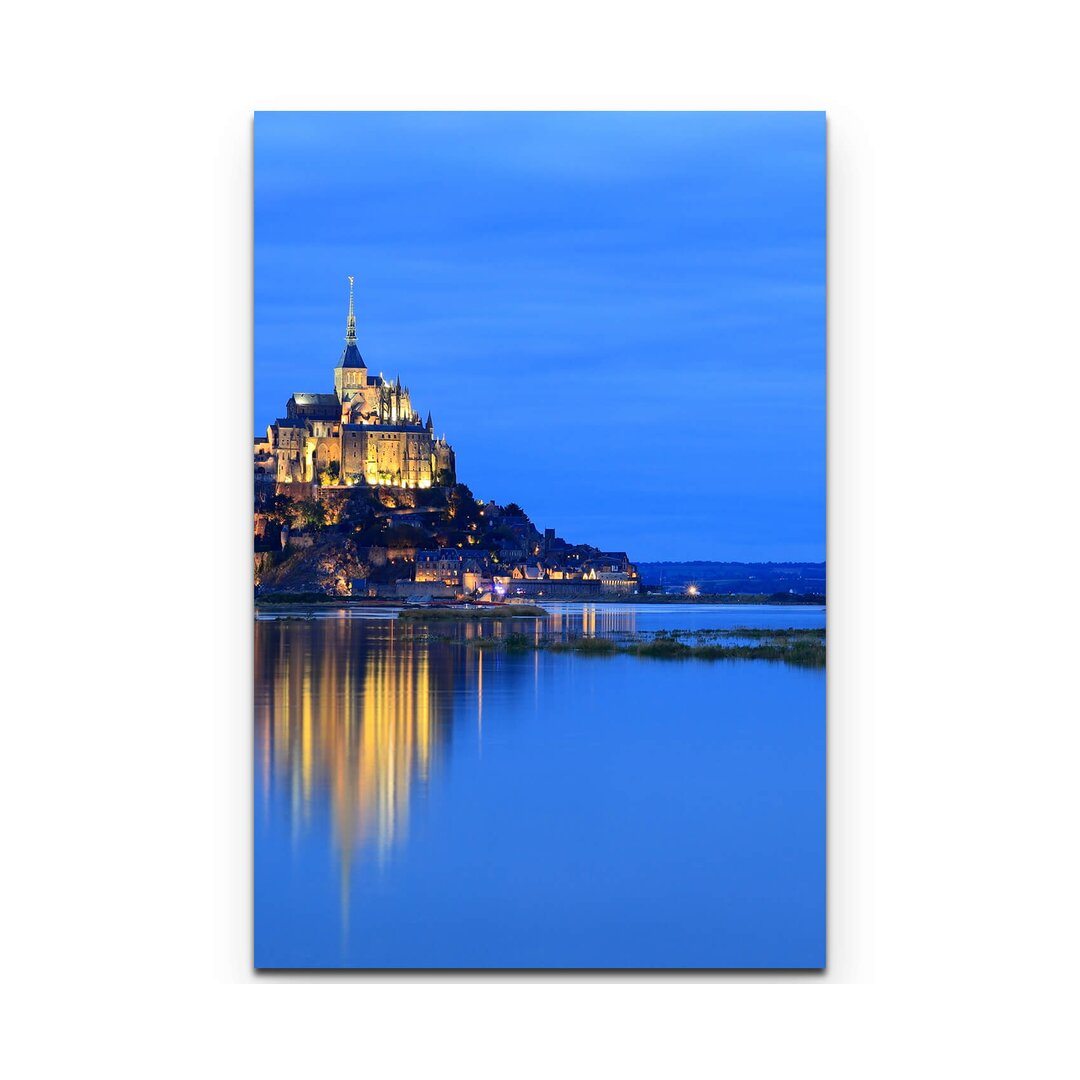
left=345, top=275, right=357, bottom=344
left=336, top=276, right=365, bottom=369
left=426, top=410, right=433, bottom=431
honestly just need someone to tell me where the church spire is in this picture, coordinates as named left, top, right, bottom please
left=335, top=275, right=366, bottom=370
left=345, top=275, right=357, bottom=344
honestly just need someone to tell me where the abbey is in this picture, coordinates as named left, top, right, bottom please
left=258, top=278, right=456, bottom=490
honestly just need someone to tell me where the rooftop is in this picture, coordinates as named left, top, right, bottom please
left=337, top=342, right=366, bottom=369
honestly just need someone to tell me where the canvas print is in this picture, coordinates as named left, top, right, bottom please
left=254, top=112, right=826, bottom=969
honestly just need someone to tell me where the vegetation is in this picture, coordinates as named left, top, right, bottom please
left=457, top=627, right=825, bottom=667
left=653, top=627, right=824, bottom=640
left=503, top=632, right=533, bottom=651
left=255, top=484, right=623, bottom=589
left=292, top=498, right=327, bottom=531
left=631, top=638, right=825, bottom=667
left=547, top=636, right=618, bottom=655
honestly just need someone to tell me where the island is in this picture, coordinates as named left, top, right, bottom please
left=254, top=278, right=639, bottom=602
left=254, top=278, right=825, bottom=609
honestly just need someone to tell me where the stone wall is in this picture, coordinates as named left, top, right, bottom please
left=394, top=581, right=458, bottom=599
left=505, top=579, right=606, bottom=599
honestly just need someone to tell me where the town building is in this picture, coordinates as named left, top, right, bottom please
left=415, top=549, right=470, bottom=586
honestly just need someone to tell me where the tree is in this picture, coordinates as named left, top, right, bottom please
left=446, top=483, right=483, bottom=529
left=293, top=498, right=326, bottom=531
left=261, top=494, right=294, bottom=526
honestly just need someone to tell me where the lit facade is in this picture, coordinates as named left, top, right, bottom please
left=263, top=278, right=456, bottom=490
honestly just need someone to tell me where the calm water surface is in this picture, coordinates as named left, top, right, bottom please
left=255, top=603, right=825, bottom=968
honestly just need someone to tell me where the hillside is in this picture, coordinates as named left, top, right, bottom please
left=254, top=481, right=617, bottom=596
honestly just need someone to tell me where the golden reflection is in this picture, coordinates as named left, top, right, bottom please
left=562, top=604, right=637, bottom=639
left=255, top=618, right=455, bottom=899
left=255, top=606, right=623, bottom=930
left=477, top=648, right=483, bottom=755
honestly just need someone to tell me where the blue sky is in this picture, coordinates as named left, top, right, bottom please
left=255, top=112, right=824, bottom=561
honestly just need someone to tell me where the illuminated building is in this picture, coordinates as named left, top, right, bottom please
left=261, top=277, right=456, bottom=490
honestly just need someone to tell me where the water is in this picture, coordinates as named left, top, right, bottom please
left=254, top=603, right=826, bottom=969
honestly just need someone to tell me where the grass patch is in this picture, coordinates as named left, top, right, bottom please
left=785, top=639, right=827, bottom=667
left=632, top=638, right=693, bottom=659
left=463, top=632, right=535, bottom=651
left=635, top=640, right=826, bottom=667
left=631, top=593, right=826, bottom=605
left=654, top=627, right=825, bottom=641
left=546, top=636, right=619, bottom=655
left=460, top=627, right=825, bottom=667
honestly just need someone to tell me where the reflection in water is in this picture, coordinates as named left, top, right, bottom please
left=255, top=603, right=827, bottom=967
left=256, top=603, right=821, bottom=886
left=255, top=618, right=460, bottom=923
left=544, top=604, right=639, bottom=639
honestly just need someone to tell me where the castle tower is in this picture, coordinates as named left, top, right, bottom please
left=334, top=276, right=368, bottom=404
